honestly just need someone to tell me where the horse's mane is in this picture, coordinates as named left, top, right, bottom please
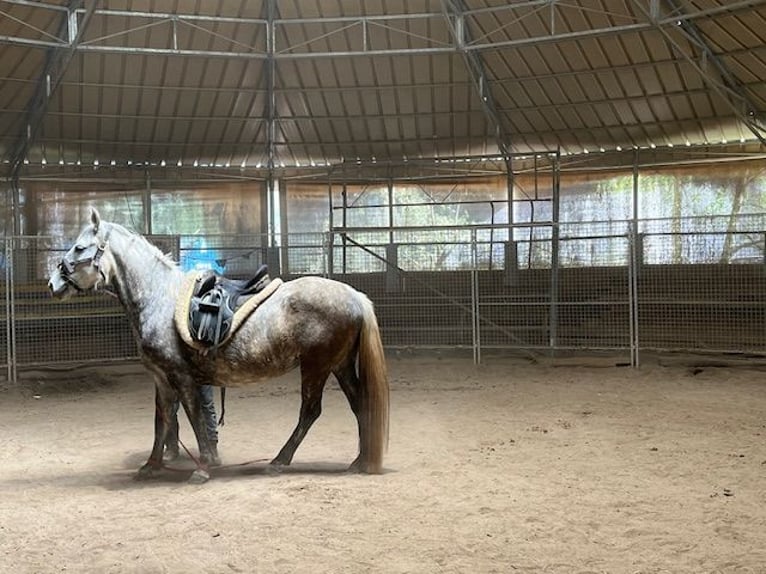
left=107, top=221, right=179, bottom=271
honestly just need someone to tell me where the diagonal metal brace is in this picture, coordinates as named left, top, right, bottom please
left=8, top=0, right=100, bottom=179
left=440, top=0, right=513, bottom=161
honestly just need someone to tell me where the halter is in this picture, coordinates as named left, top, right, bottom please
left=57, top=225, right=111, bottom=292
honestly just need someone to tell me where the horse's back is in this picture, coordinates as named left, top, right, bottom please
left=219, top=275, right=368, bottom=374
left=268, top=275, right=362, bottom=310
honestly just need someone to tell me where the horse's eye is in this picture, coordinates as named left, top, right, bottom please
left=74, top=244, right=86, bottom=252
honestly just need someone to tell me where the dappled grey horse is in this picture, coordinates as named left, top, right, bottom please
left=48, top=209, right=389, bottom=483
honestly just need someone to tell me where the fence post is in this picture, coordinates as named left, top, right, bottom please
left=549, top=151, right=561, bottom=355
left=5, top=237, right=16, bottom=383
left=325, top=232, right=334, bottom=278
left=266, top=245, right=281, bottom=277
left=471, top=229, right=481, bottom=365
left=504, top=240, right=519, bottom=287
left=385, top=243, right=400, bottom=293
left=629, top=224, right=640, bottom=368
left=471, top=229, right=480, bottom=364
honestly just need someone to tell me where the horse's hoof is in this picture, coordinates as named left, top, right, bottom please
left=347, top=456, right=364, bottom=473
left=135, top=463, right=161, bottom=480
left=163, top=449, right=179, bottom=463
left=347, top=457, right=383, bottom=474
left=266, top=460, right=287, bottom=475
left=204, top=453, right=222, bottom=467
left=189, top=468, right=210, bottom=484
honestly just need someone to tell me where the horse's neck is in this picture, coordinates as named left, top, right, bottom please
left=108, top=226, right=182, bottom=337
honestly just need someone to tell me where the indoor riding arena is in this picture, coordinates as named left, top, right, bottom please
left=1, top=2, right=765, bottom=573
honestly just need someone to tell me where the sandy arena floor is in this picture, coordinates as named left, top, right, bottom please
left=0, top=353, right=764, bottom=573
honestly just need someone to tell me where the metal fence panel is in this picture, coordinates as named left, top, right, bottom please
left=637, top=234, right=766, bottom=355
left=327, top=230, right=475, bottom=349
left=12, top=236, right=137, bottom=368
left=2, top=218, right=765, bottom=381
left=1, top=237, right=10, bottom=381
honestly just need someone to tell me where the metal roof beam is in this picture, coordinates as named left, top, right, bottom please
left=15, top=115, right=744, bottom=149
left=12, top=80, right=755, bottom=120
left=631, top=0, right=766, bottom=145
left=441, top=0, right=511, bottom=158
left=0, top=0, right=67, bottom=11
left=1, top=0, right=762, bottom=59
left=7, top=0, right=99, bottom=177
left=64, top=0, right=758, bottom=26
left=4, top=45, right=762, bottom=94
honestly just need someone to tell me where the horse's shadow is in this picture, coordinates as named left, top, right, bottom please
left=106, top=450, right=366, bottom=489
left=0, top=453, right=385, bottom=493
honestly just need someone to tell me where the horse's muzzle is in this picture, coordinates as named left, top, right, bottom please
left=48, top=270, right=71, bottom=298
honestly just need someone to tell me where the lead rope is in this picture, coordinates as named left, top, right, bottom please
left=157, top=399, right=273, bottom=474
left=157, top=388, right=225, bottom=474
left=154, top=404, right=205, bottom=474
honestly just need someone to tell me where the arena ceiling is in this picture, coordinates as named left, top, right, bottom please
left=0, top=0, right=765, bottom=179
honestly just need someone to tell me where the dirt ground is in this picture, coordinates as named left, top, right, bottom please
left=0, top=352, right=764, bottom=574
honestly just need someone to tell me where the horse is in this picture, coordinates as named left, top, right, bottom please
left=47, top=208, right=389, bottom=483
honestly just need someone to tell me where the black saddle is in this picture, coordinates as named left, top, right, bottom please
left=188, top=264, right=271, bottom=348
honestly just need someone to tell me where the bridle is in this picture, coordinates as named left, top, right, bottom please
left=57, top=225, right=111, bottom=292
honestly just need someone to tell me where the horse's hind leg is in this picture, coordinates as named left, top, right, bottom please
left=334, top=360, right=367, bottom=472
left=270, top=368, right=329, bottom=468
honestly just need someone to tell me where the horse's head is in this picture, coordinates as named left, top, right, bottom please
left=48, top=208, right=113, bottom=299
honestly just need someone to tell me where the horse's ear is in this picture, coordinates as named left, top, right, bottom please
left=90, top=207, right=101, bottom=231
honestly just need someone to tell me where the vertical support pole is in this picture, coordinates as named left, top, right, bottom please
left=505, top=147, right=514, bottom=228
left=265, top=0, right=276, bottom=177
left=385, top=243, right=399, bottom=293
left=6, top=237, right=16, bottom=383
left=341, top=183, right=348, bottom=274
left=67, top=5, right=78, bottom=43
left=265, top=175, right=281, bottom=276
left=278, top=178, right=289, bottom=276
left=504, top=240, right=519, bottom=287
left=320, top=231, right=329, bottom=278
left=267, top=176, right=275, bottom=242
left=387, top=177, right=394, bottom=245
left=5, top=237, right=10, bottom=382
left=630, top=150, right=641, bottom=368
left=143, top=170, right=152, bottom=234
left=264, top=0, right=279, bottom=274
left=327, top=179, right=334, bottom=278
left=548, top=149, right=561, bottom=355
left=11, top=180, right=21, bottom=236
left=471, top=228, right=481, bottom=364
left=387, top=176, right=395, bottom=285
left=3, top=185, right=11, bottom=237
left=629, top=224, right=640, bottom=368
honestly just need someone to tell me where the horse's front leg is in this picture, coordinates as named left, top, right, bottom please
left=136, top=379, right=176, bottom=480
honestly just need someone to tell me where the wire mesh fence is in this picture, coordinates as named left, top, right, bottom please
left=8, top=236, right=135, bottom=375
left=1, top=238, right=9, bottom=380
left=1, top=218, right=765, bottom=381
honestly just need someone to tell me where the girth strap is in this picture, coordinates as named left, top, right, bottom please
left=190, top=285, right=233, bottom=348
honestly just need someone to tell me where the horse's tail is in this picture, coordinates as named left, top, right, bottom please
left=357, top=294, right=390, bottom=474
